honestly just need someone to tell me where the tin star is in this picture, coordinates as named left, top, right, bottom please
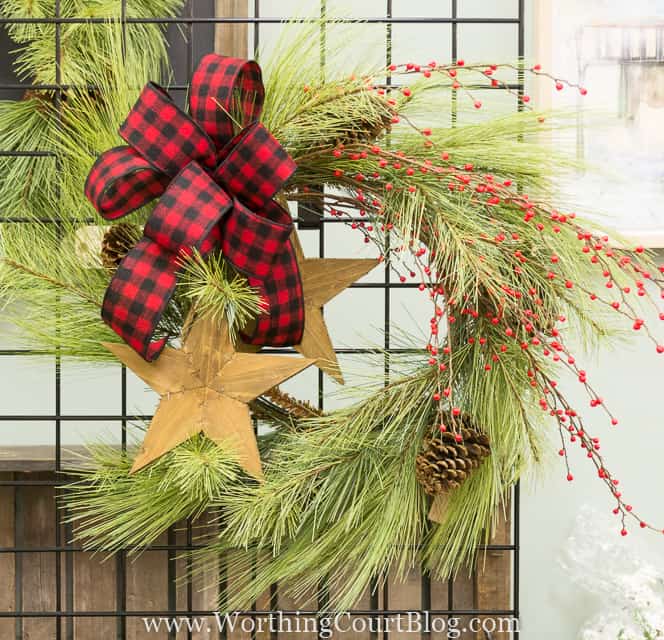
left=105, top=315, right=314, bottom=478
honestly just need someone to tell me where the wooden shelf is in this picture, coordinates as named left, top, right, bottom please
left=0, top=445, right=91, bottom=471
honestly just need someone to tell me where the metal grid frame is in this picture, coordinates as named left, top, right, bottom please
left=0, top=1, right=524, bottom=638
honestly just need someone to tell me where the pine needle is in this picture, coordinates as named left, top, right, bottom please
left=179, top=251, right=267, bottom=342
left=61, top=432, right=243, bottom=556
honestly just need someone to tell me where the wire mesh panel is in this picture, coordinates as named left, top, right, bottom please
left=0, top=1, right=524, bottom=638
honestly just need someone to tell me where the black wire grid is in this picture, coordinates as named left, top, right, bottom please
left=0, top=1, right=524, bottom=638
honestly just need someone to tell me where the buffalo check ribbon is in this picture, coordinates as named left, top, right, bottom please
left=84, top=54, right=304, bottom=361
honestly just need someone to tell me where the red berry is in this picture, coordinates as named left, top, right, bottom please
left=621, top=529, right=628, bottom=537
left=566, top=473, right=574, bottom=482
left=657, top=345, right=664, bottom=354
left=402, top=88, right=412, bottom=97
left=433, top=392, right=441, bottom=402
left=579, top=87, right=588, bottom=96
left=555, top=81, right=564, bottom=91
left=456, top=59, right=465, bottom=66
left=474, top=100, right=482, bottom=109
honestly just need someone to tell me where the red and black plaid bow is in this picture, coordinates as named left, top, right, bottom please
left=85, top=54, right=304, bottom=361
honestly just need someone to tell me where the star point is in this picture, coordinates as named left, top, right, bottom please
left=291, top=232, right=378, bottom=384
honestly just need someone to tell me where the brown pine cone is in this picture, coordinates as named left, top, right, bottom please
left=101, top=223, right=141, bottom=270
left=416, top=419, right=491, bottom=496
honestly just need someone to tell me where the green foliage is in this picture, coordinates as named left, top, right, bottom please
left=1, top=0, right=182, bottom=84
left=187, top=333, right=538, bottom=611
left=0, top=0, right=183, bottom=220
left=0, top=12, right=182, bottom=356
left=52, top=26, right=161, bottom=222
left=62, top=433, right=243, bottom=555
left=0, top=220, right=120, bottom=357
left=259, top=19, right=401, bottom=163
left=0, top=96, right=57, bottom=217
left=179, top=251, right=267, bottom=342
left=193, top=370, right=434, bottom=611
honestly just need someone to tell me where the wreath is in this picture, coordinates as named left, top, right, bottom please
left=1, top=3, right=663, bottom=612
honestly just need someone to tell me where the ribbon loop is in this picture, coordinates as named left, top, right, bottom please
left=102, top=237, right=178, bottom=361
left=87, top=54, right=304, bottom=362
left=120, top=83, right=217, bottom=177
left=85, top=146, right=169, bottom=220
left=215, top=123, right=297, bottom=211
left=220, top=197, right=293, bottom=279
left=190, top=54, right=265, bottom=149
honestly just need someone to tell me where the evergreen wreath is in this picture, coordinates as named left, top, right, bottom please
left=1, top=2, right=664, bottom=612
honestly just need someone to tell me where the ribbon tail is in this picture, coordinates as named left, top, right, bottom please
left=102, top=238, right=178, bottom=361
left=102, top=163, right=234, bottom=361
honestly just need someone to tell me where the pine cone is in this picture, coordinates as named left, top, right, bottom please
left=262, top=386, right=322, bottom=419
left=416, top=419, right=491, bottom=496
left=251, top=386, right=323, bottom=427
left=101, top=223, right=141, bottom=270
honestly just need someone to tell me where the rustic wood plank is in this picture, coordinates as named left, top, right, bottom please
left=72, top=552, right=117, bottom=639
left=429, top=574, right=450, bottom=640
left=215, top=0, right=249, bottom=58
left=0, top=445, right=84, bottom=472
left=175, top=513, right=221, bottom=639
left=476, top=500, right=512, bottom=639
left=20, top=472, right=58, bottom=640
left=126, top=533, right=169, bottom=640
left=450, top=567, right=477, bottom=640
left=277, top=580, right=318, bottom=640
left=0, top=473, right=16, bottom=638
left=328, top=576, right=373, bottom=640
left=387, top=565, right=422, bottom=640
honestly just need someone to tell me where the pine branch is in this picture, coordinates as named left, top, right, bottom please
left=1, top=257, right=101, bottom=307
left=61, top=433, right=243, bottom=556
left=178, top=251, right=267, bottom=342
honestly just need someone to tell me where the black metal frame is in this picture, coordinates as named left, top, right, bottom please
left=0, top=1, right=524, bottom=638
